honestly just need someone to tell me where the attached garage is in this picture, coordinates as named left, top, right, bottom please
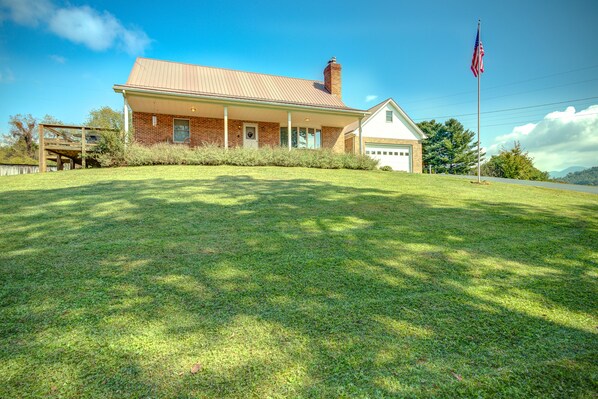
left=365, top=144, right=412, bottom=172
left=342, top=98, right=426, bottom=173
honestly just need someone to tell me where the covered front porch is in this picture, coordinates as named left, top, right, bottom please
left=121, top=90, right=367, bottom=153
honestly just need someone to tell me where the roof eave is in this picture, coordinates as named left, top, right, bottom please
left=114, top=84, right=369, bottom=117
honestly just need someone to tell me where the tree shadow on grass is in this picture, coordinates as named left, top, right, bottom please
left=0, top=173, right=596, bottom=398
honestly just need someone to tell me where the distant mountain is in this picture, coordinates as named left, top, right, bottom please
left=549, top=166, right=588, bottom=179
left=557, top=166, right=598, bottom=186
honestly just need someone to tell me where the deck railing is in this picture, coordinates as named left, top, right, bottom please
left=39, top=124, right=119, bottom=172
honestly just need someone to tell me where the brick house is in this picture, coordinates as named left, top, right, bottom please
left=113, top=57, right=367, bottom=154
left=113, top=57, right=425, bottom=172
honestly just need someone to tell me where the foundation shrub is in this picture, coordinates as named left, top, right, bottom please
left=117, top=143, right=378, bottom=170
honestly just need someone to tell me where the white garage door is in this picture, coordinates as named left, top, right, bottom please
left=365, top=144, right=411, bottom=172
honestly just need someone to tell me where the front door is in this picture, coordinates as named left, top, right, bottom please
left=243, top=123, right=258, bottom=149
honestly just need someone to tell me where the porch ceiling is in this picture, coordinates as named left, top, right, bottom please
left=126, top=94, right=361, bottom=128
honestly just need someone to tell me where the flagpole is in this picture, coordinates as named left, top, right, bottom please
left=477, top=19, right=481, bottom=183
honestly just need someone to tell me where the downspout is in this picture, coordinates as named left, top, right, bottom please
left=358, top=116, right=364, bottom=155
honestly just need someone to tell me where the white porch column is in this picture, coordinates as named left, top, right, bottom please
left=224, top=106, right=229, bottom=149
left=123, top=93, right=130, bottom=145
left=287, top=111, right=292, bottom=150
left=358, top=117, right=363, bottom=155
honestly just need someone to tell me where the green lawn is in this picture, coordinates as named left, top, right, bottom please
left=1, top=166, right=596, bottom=398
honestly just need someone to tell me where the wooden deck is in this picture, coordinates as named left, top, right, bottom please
left=38, top=124, right=119, bottom=172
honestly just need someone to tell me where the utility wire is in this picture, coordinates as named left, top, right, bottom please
left=402, top=63, right=598, bottom=106
left=481, top=111, right=598, bottom=128
left=454, top=104, right=597, bottom=122
left=410, top=78, right=598, bottom=112
left=413, top=96, right=598, bottom=120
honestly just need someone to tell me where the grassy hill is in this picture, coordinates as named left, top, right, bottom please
left=1, top=166, right=596, bottom=398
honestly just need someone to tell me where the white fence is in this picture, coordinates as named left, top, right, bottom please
left=0, top=164, right=63, bottom=176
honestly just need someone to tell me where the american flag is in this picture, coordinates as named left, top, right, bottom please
left=471, top=27, right=484, bottom=77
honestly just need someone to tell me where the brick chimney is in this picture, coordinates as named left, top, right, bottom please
left=324, top=57, right=341, bottom=98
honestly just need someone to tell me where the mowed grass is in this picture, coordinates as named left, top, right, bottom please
left=0, top=166, right=596, bottom=398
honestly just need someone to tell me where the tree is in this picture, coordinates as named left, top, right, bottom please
left=418, top=119, right=444, bottom=172
left=39, top=114, right=69, bottom=139
left=7, top=114, right=38, bottom=157
left=418, top=118, right=481, bottom=174
left=86, top=106, right=123, bottom=130
left=1, top=114, right=65, bottom=163
left=40, top=114, right=64, bottom=125
left=481, top=141, right=549, bottom=181
left=558, top=166, right=598, bottom=186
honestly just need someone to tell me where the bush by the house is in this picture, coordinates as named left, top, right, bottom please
left=96, top=142, right=379, bottom=170
left=94, top=130, right=127, bottom=167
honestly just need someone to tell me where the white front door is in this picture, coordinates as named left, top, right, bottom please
left=243, top=123, right=258, bottom=149
left=365, top=144, right=412, bottom=172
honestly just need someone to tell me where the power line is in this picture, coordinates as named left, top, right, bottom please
left=455, top=103, right=597, bottom=123
left=481, top=111, right=598, bottom=128
left=402, top=63, right=598, bottom=106
left=459, top=109, right=555, bottom=122
left=482, top=78, right=598, bottom=102
left=414, top=96, right=598, bottom=120
left=481, top=64, right=598, bottom=92
left=410, top=77, right=598, bottom=112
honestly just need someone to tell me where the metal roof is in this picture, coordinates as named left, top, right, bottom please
left=119, top=57, right=357, bottom=111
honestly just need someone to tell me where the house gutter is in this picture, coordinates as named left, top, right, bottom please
left=113, top=84, right=369, bottom=118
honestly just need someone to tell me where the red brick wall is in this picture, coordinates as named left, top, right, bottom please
left=132, top=112, right=344, bottom=152
left=257, top=122, right=279, bottom=147
left=322, top=126, right=344, bottom=153
left=132, top=112, right=282, bottom=148
left=344, top=136, right=354, bottom=153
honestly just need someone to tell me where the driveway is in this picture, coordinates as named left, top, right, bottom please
left=443, top=174, right=598, bottom=194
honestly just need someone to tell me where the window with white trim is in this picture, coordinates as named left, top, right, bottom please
left=386, top=110, right=393, bottom=122
left=173, top=119, right=190, bottom=143
left=280, top=127, right=321, bottom=148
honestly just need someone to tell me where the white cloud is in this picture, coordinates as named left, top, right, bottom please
left=0, top=0, right=52, bottom=26
left=48, top=6, right=120, bottom=51
left=365, top=95, right=378, bottom=103
left=0, top=0, right=151, bottom=55
left=118, top=25, right=151, bottom=56
left=49, top=54, right=66, bottom=63
left=488, top=105, right=598, bottom=171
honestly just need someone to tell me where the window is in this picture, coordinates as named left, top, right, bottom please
left=386, top=110, right=393, bottom=122
left=383, top=151, right=388, bottom=155
left=394, top=152, right=398, bottom=155
left=307, top=128, right=316, bottom=149
left=173, top=119, right=190, bottom=143
left=280, top=127, right=321, bottom=148
left=299, top=128, right=307, bottom=148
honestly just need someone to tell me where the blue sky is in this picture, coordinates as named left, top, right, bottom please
left=1, top=0, right=597, bottom=170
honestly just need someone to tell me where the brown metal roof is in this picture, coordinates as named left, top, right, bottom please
left=121, top=57, right=354, bottom=110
